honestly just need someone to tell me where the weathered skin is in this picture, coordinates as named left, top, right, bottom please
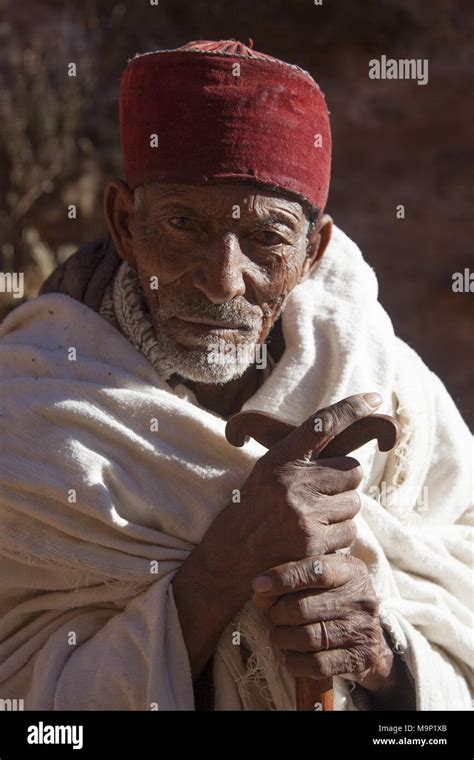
left=104, top=179, right=330, bottom=416
left=103, top=179, right=410, bottom=708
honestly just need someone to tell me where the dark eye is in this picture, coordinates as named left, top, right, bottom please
left=254, top=230, right=285, bottom=246
left=169, top=216, right=194, bottom=230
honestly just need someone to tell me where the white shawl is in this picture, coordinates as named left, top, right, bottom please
left=0, top=225, right=472, bottom=710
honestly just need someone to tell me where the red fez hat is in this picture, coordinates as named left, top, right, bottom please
left=119, top=39, right=331, bottom=213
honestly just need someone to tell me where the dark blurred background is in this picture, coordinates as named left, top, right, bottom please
left=0, top=0, right=472, bottom=426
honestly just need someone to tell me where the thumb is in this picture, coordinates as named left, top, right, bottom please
left=267, top=393, right=384, bottom=464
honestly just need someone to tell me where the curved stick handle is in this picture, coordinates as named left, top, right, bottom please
left=226, top=410, right=400, bottom=459
left=225, top=410, right=295, bottom=449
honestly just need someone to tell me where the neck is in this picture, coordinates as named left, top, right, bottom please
left=184, top=363, right=261, bottom=419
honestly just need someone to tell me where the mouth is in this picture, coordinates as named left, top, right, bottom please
left=166, top=315, right=252, bottom=349
left=173, top=315, right=249, bottom=331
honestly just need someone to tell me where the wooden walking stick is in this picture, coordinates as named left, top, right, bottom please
left=225, top=409, right=400, bottom=711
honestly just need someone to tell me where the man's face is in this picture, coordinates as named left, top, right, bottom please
left=108, top=180, right=328, bottom=383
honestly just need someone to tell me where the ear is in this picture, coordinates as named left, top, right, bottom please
left=299, top=213, right=333, bottom=281
left=103, top=179, right=136, bottom=265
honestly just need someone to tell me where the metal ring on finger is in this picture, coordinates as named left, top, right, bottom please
left=320, top=620, right=330, bottom=651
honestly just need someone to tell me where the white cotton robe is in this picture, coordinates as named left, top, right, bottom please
left=0, top=225, right=472, bottom=710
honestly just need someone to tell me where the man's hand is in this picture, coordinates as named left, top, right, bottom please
left=196, top=393, right=383, bottom=602
left=251, top=554, right=398, bottom=696
left=173, top=392, right=382, bottom=681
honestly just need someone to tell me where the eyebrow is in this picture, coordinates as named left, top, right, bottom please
left=156, top=202, right=203, bottom=215
left=253, top=212, right=299, bottom=231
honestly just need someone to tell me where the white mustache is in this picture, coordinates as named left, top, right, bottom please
left=159, top=294, right=263, bottom=329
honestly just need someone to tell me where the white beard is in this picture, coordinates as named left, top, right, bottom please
left=108, top=262, right=284, bottom=384
left=148, top=328, right=262, bottom=384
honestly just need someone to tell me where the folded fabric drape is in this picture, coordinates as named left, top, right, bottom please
left=0, top=225, right=471, bottom=710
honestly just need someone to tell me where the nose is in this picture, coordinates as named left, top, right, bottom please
left=191, top=233, right=246, bottom=304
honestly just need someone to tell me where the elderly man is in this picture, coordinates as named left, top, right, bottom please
left=0, top=39, right=472, bottom=712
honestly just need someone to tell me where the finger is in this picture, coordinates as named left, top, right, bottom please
left=251, top=553, right=361, bottom=597
left=273, top=620, right=353, bottom=653
left=282, top=648, right=369, bottom=679
left=324, top=519, right=358, bottom=552
left=251, top=592, right=278, bottom=609
left=269, top=393, right=383, bottom=464
left=266, top=587, right=344, bottom=626
left=321, top=490, right=361, bottom=522
left=304, top=460, right=363, bottom=496
left=265, top=571, right=373, bottom=626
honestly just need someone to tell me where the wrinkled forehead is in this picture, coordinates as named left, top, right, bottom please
left=137, top=180, right=309, bottom=224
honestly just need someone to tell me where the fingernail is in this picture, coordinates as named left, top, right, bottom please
left=252, top=575, right=273, bottom=593
left=363, top=392, right=383, bottom=408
